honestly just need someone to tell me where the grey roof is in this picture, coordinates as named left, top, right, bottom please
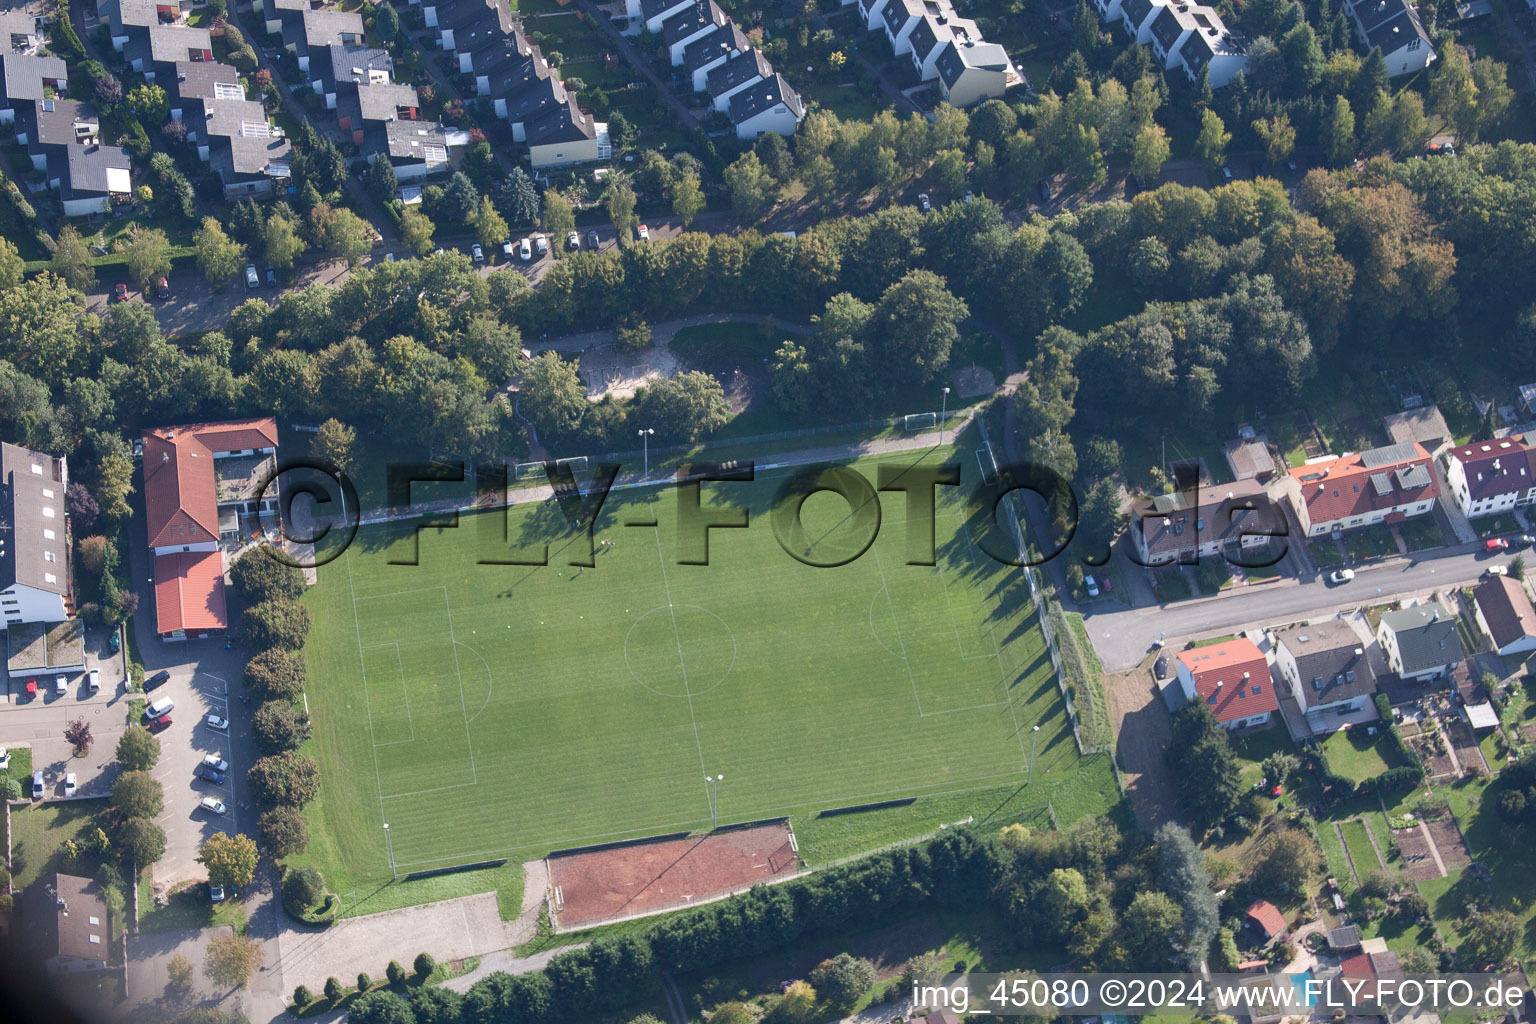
left=1384, top=406, right=1450, bottom=448
left=100, top=0, right=164, bottom=32
left=1122, top=0, right=1156, bottom=27
left=1274, top=619, right=1377, bottom=706
left=1351, top=0, right=1432, bottom=56
left=1380, top=605, right=1463, bottom=674
left=727, top=71, right=801, bottom=125
left=0, top=443, right=69, bottom=597
left=1133, top=479, right=1280, bottom=562
left=1149, top=6, right=1186, bottom=50
left=706, top=46, right=772, bottom=97
left=436, top=0, right=514, bottom=38
left=355, top=80, right=420, bottom=122
left=1395, top=463, right=1432, bottom=490
left=319, top=43, right=394, bottom=87
left=0, top=10, right=39, bottom=42
left=1360, top=441, right=1421, bottom=468
left=642, top=0, right=692, bottom=20
left=32, top=98, right=98, bottom=148
left=302, top=9, right=364, bottom=48
left=661, top=0, right=725, bottom=47
left=1327, top=925, right=1363, bottom=949
left=201, top=100, right=291, bottom=176
left=1182, top=23, right=1246, bottom=75
left=935, top=38, right=1010, bottom=86
left=385, top=118, right=449, bottom=160
left=1, top=52, right=65, bottom=101
left=173, top=59, right=241, bottom=101
left=148, top=24, right=211, bottom=65
left=682, top=22, right=747, bottom=75
left=526, top=95, right=594, bottom=146
left=505, top=73, right=567, bottom=126
left=64, top=143, right=132, bottom=196
left=35, top=873, right=110, bottom=965
left=909, top=15, right=943, bottom=60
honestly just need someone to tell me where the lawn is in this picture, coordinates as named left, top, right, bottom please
left=295, top=446, right=1113, bottom=917
left=1338, top=818, right=1384, bottom=879
left=1321, top=727, right=1402, bottom=783
left=8, top=799, right=110, bottom=892
left=1342, top=527, right=1398, bottom=561
left=1400, top=516, right=1445, bottom=553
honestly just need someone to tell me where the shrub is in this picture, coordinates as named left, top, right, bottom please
left=283, top=866, right=326, bottom=912
left=357, top=972, right=372, bottom=994
left=259, top=805, right=311, bottom=858
left=808, top=952, right=877, bottom=1008
left=413, top=952, right=436, bottom=978
left=324, top=977, right=343, bottom=1002
left=294, top=985, right=314, bottom=1007
left=386, top=960, right=406, bottom=986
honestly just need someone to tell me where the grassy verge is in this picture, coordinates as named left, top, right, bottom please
left=1339, top=818, right=1383, bottom=878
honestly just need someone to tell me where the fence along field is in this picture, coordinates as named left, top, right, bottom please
left=297, top=447, right=1085, bottom=893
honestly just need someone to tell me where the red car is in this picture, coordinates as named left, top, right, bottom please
left=112, top=282, right=129, bottom=302
left=155, top=276, right=170, bottom=300
left=1485, top=537, right=1510, bottom=552
left=24, top=678, right=37, bottom=699
left=147, top=714, right=172, bottom=734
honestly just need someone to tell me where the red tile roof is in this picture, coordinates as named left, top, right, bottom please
left=141, top=418, right=278, bottom=549
left=1245, top=899, right=1286, bottom=938
left=1447, top=435, right=1536, bottom=503
left=152, top=550, right=227, bottom=634
left=1288, top=442, right=1438, bottom=529
left=1176, top=639, right=1276, bottom=724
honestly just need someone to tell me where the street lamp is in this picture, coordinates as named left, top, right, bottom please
left=382, top=823, right=396, bottom=882
left=638, top=428, right=655, bottom=476
left=939, top=387, right=951, bottom=445
left=704, top=773, right=723, bottom=829
left=1028, top=725, right=1040, bottom=783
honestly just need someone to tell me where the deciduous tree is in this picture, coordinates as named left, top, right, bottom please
left=116, top=726, right=160, bottom=770
left=199, top=831, right=259, bottom=888
left=194, top=218, right=246, bottom=288
left=204, top=932, right=264, bottom=989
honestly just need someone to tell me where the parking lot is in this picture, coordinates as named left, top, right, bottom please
left=144, top=663, right=240, bottom=888
left=0, top=624, right=127, bottom=799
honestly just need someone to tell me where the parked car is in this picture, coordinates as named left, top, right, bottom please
left=147, top=714, right=172, bottom=734
left=917, top=192, right=931, bottom=213
left=155, top=275, right=170, bottom=300
left=519, top=237, right=532, bottom=261
left=206, top=713, right=229, bottom=731
left=471, top=243, right=485, bottom=263
left=1328, top=568, right=1355, bottom=584
left=54, top=674, right=66, bottom=695
left=209, top=884, right=226, bottom=903
left=501, top=239, right=515, bottom=260
left=586, top=230, right=600, bottom=250
left=566, top=230, right=580, bottom=251
left=1427, top=142, right=1456, bottom=157
left=112, top=282, right=129, bottom=302
left=198, top=765, right=226, bottom=785
left=32, top=770, right=43, bottom=799
left=1486, top=564, right=1509, bottom=577
left=245, top=264, right=260, bottom=290
left=635, top=224, right=650, bottom=242
left=143, top=669, right=171, bottom=692
left=265, top=266, right=278, bottom=287
left=202, top=753, right=229, bottom=773
left=534, top=233, right=549, bottom=256
left=64, top=773, right=76, bottom=796
left=1153, top=656, right=1168, bottom=680
left=1485, top=537, right=1510, bottom=552
left=1084, top=574, right=1099, bottom=598
left=1518, top=534, right=1536, bottom=549
left=1221, top=165, right=1234, bottom=180
left=200, top=796, right=227, bottom=816
left=962, top=189, right=974, bottom=203
left=87, top=669, right=100, bottom=693
left=0, top=748, right=8, bottom=770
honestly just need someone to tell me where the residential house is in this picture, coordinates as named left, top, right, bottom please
left=1130, top=479, right=1283, bottom=566
left=707, top=47, right=773, bottom=112
left=139, top=24, right=213, bottom=80
left=729, top=72, right=804, bottom=140
left=525, top=96, right=610, bottom=168
left=432, top=0, right=513, bottom=59
left=0, top=9, right=44, bottom=54
left=1472, top=575, right=1536, bottom=657
left=0, top=52, right=65, bottom=117
left=1281, top=442, right=1439, bottom=537
left=861, top=0, right=893, bottom=31
left=0, top=442, right=72, bottom=627
left=505, top=73, right=569, bottom=143
left=660, top=0, right=727, bottom=66
left=1223, top=435, right=1276, bottom=482
left=934, top=37, right=1015, bottom=107
left=142, top=418, right=279, bottom=640
left=19, top=98, right=99, bottom=186
left=1147, top=3, right=1203, bottom=71
left=99, top=0, right=187, bottom=57
left=1442, top=435, right=1536, bottom=519
left=876, top=0, right=928, bottom=55
left=1376, top=604, right=1462, bottom=681
left=1119, top=0, right=1164, bottom=44
left=1384, top=405, right=1451, bottom=455
left=1271, top=619, right=1379, bottom=724
left=176, top=62, right=291, bottom=198
left=383, top=118, right=461, bottom=180
left=907, top=12, right=981, bottom=82
left=682, top=21, right=748, bottom=93
left=33, top=874, right=111, bottom=974
left=628, top=0, right=695, bottom=35
left=1177, top=19, right=1248, bottom=86
left=285, top=8, right=364, bottom=74
left=1346, top=0, right=1435, bottom=77
left=311, top=41, right=393, bottom=114
left=1092, top=0, right=1129, bottom=22
left=255, top=0, right=324, bottom=39
left=61, top=143, right=133, bottom=216
left=1173, top=638, right=1277, bottom=729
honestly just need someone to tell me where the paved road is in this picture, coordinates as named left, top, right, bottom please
left=1083, top=541, right=1518, bottom=672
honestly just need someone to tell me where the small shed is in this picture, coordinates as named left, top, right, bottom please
left=1326, top=924, right=1363, bottom=951
left=1384, top=405, right=1452, bottom=455
left=1224, top=435, right=1277, bottom=482
left=1466, top=702, right=1500, bottom=731
left=1245, top=899, right=1287, bottom=940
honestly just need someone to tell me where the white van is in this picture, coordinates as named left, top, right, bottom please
left=146, top=697, right=174, bottom=720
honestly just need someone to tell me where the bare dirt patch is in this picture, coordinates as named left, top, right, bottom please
left=952, top=364, right=996, bottom=398
left=1424, top=818, right=1472, bottom=871
left=1104, top=668, right=1179, bottom=831
left=1444, top=719, right=1488, bottom=776
left=1392, top=826, right=1443, bottom=881
left=548, top=822, right=799, bottom=931
left=1408, top=732, right=1456, bottom=778
left=1518, top=722, right=1536, bottom=744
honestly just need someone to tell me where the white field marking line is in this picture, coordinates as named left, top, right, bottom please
left=366, top=643, right=416, bottom=747
left=871, top=543, right=923, bottom=715
left=379, top=767, right=1039, bottom=869
left=459, top=641, right=496, bottom=725
left=353, top=585, right=456, bottom=602
left=441, top=590, right=479, bottom=785
left=379, top=780, right=480, bottom=800
left=933, top=539, right=1001, bottom=664
left=648, top=496, right=708, bottom=777
left=344, top=550, right=392, bottom=855
left=866, top=585, right=904, bottom=660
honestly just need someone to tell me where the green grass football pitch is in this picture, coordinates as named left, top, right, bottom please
left=298, top=446, right=1096, bottom=897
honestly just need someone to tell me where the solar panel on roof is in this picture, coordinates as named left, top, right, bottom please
left=1360, top=442, right=1419, bottom=467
